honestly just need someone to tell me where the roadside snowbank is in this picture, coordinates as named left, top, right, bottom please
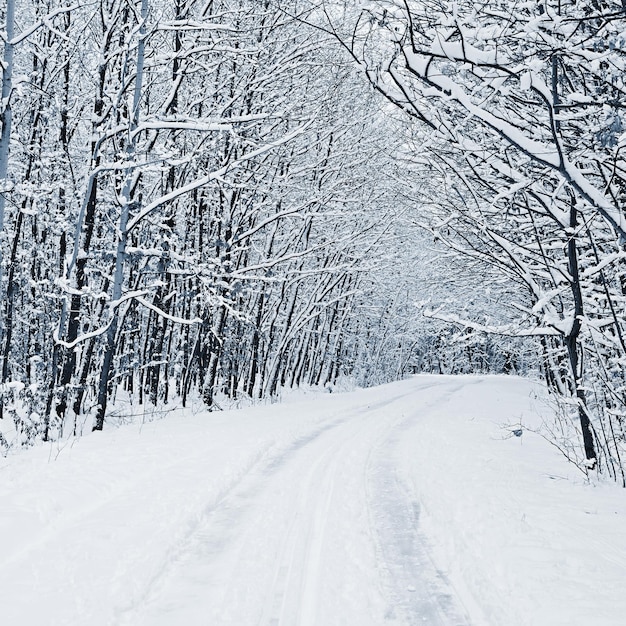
left=395, top=375, right=626, bottom=626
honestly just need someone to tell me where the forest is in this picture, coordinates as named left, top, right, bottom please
left=0, top=0, right=625, bottom=484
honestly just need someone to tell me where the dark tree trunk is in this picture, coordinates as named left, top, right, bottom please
left=566, top=199, right=597, bottom=466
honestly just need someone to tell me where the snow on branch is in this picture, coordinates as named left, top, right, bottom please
left=10, top=4, right=79, bottom=46
left=125, top=121, right=312, bottom=233
left=422, top=308, right=561, bottom=337
left=134, top=297, right=202, bottom=326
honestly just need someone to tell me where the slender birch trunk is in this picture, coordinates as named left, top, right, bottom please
left=0, top=0, right=15, bottom=235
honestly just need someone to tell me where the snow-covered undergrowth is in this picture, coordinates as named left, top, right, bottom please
left=1, top=375, right=625, bottom=625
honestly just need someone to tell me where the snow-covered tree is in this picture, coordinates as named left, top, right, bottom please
left=328, top=0, right=626, bottom=478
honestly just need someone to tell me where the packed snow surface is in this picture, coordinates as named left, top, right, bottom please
left=2, top=375, right=626, bottom=625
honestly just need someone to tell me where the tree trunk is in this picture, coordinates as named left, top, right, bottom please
left=94, top=0, right=148, bottom=430
left=566, top=198, right=597, bottom=466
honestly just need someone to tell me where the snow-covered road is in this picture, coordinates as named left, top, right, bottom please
left=2, top=375, right=626, bottom=625
left=119, top=379, right=468, bottom=626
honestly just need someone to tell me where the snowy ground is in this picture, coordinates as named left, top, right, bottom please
left=1, top=375, right=626, bottom=625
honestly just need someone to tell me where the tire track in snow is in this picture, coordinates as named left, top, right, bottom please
left=114, top=418, right=343, bottom=625
left=367, top=453, right=470, bottom=625
left=365, top=380, right=476, bottom=625
left=258, top=414, right=352, bottom=626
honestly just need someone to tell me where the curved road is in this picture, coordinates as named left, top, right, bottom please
left=119, top=380, right=470, bottom=625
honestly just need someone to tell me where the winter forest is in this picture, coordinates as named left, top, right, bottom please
left=0, top=0, right=625, bottom=484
